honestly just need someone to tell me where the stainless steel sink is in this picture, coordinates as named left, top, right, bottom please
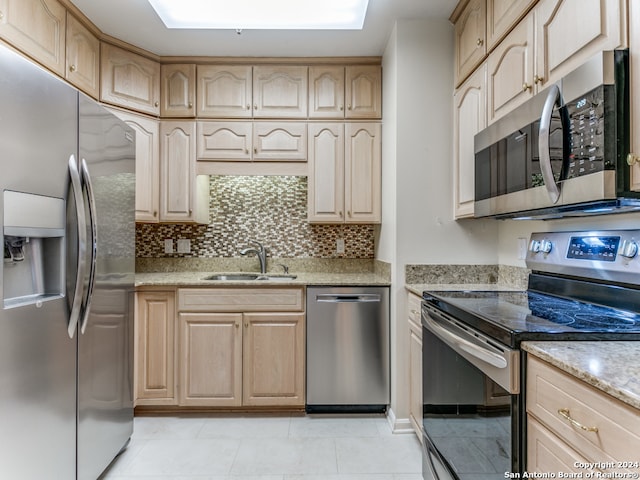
left=203, top=273, right=297, bottom=281
left=203, top=273, right=261, bottom=281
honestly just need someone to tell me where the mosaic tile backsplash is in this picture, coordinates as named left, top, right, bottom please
left=136, top=176, right=375, bottom=259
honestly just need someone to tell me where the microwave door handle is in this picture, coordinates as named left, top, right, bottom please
left=539, top=84, right=562, bottom=204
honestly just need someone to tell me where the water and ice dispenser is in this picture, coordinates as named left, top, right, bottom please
left=3, top=190, right=65, bottom=309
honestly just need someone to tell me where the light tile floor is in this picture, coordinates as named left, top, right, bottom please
left=100, top=414, right=423, bottom=480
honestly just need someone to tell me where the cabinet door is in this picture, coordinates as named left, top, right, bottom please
left=454, top=0, right=486, bottom=87
left=307, top=123, right=345, bottom=223
left=453, top=64, right=486, bottom=219
left=534, top=0, right=626, bottom=90
left=487, top=13, right=534, bottom=124
left=0, top=0, right=66, bottom=76
left=309, top=66, right=345, bottom=118
left=487, top=0, right=537, bottom=50
left=345, top=65, right=382, bottom=119
left=630, top=0, right=640, bottom=191
left=345, top=123, right=381, bottom=223
left=243, top=313, right=305, bottom=406
left=159, top=121, right=198, bottom=222
left=253, top=66, right=308, bottom=118
left=253, top=122, right=307, bottom=161
left=101, top=43, right=160, bottom=116
left=178, top=313, right=242, bottom=407
left=408, top=318, right=423, bottom=440
left=161, top=63, right=196, bottom=117
left=197, top=65, right=252, bottom=118
left=109, top=109, right=160, bottom=223
left=135, top=291, right=176, bottom=405
left=197, top=121, right=252, bottom=161
left=65, top=13, right=99, bottom=98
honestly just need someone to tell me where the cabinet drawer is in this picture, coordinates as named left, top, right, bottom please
left=527, top=355, right=640, bottom=468
left=407, top=292, right=422, bottom=330
left=178, top=287, right=304, bottom=312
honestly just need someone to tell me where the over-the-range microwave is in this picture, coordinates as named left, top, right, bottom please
left=473, top=50, right=640, bottom=220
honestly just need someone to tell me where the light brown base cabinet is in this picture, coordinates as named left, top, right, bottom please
left=177, top=287, right=305, bottom=408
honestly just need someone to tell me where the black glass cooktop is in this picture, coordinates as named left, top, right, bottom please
left=422, top=290, right=640, bottom=348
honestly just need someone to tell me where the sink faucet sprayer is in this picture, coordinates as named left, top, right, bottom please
left=239, top=240, right=267, bottom=274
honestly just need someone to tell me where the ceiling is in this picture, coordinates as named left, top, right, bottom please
left=69, top=0, right=458, bottom=58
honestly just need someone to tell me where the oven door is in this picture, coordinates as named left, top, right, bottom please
left=421, top=303, right=522, bottom=480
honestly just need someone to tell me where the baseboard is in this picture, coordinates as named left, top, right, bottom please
left=386, top=407, right=415, bottom=434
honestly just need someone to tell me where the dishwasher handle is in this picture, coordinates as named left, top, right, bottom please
left=315, top=293, right=381, bottom=303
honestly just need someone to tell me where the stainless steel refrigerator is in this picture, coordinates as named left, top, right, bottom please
left=0, top=44, right=135, bottom=479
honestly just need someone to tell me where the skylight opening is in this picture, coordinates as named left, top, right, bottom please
left=148, top=0, right=370, bottom=30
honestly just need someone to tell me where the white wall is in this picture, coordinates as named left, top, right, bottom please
left=379, top=18, right=499, bottom=428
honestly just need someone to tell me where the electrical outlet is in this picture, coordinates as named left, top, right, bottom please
left=177, top=239, right=191, bottom=254
left=164, top=239, right=174, bottom=254
left=336, top=238, right=345, bottom=254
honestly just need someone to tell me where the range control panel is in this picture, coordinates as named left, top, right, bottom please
left=526, top=230, right=640, bottom=285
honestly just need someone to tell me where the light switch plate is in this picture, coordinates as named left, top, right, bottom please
left=164, top=239, right=174, bottom=254
left=336, top=238, right=345, bottom=254
left=177, top=239, right=191, bottom=254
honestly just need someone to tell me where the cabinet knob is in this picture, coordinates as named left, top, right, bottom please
left=69, top=64, right=77, bottom=73
left=189, top=209, right=192, bottom=214
left=348, top=211, right=351, bottom=217
left=235, top=323, right=239, bottom=329
left=348, top=104, right=352, bottom=110
left=254, top=147, right=258, bottom=154
left=476, top=38, right=484, bottom=47
left=522, top=83, right=532, bottom=92
left=154, top=101, right=159, bottom=107
left=340, top=105, right=344, bottom=111
left=246, top=104, right=251, bottom=110
left=0, top=11, right=4, bottom=20
left=245, top=148, right=249, bottom=154
left=627, top=153, right=640, bottom=166
left=339, top=211, right=343, bottom=217
left=534, top=74, right=544, bottom=85
left=153, top=210, right=157, bottom=217
left=244, top=322, right=249, bottom=328
left=188, top=102, right=193, bottom=108
left=254, top=104, right=258, bottom=110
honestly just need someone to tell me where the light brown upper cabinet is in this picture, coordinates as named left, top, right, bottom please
left=309, top=66, right=346, bottom=118
left=161, top=63, right=196, bottom=117
left=486, top=13, right=534, bottom=124
left=253, top=65, right=308, bottom=118
left=197, top=65, right=253, bottom=118
left=345, top=66, right=382, bottom=119
left=453, top=0, right=486, bottom=87
left=197, top=121, right=307, bottom=162
left=308, top=122, right=381, bottom=223
left=486, top=0, right=537, bottom=50
left=65, top=13, right=99, bottom=98
left=108, top=109, right=160, bottom=223
left=534, top=0, right=626, bottom=90
left=159, top=121, right=209, bottom=223
left=0, top=0, right=66, bottom=76
left=629, top=0, right=640, bottom=191
left=101, top=43, right=161, bottom=116
left=453, top=64, right=486, bottom=218
left=309, top=65, right=381, bottom=119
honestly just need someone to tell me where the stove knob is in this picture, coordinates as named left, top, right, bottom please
left=620, top=240, right=638, bottom=259
left=529, top=240, right=541, bottom=253
left=540, top=239, right=553, bottom=254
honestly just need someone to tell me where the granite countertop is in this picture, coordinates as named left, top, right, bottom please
left=523, top=341, right=640, bottom=410
left=136, top=271, right=391, bottom=287
left=405, top=283, right=524, bottom=296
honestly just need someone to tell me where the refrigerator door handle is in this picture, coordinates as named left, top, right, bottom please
left=79, top=159, right=98, bottom=335
left=68, top=155, right=88, bottom=338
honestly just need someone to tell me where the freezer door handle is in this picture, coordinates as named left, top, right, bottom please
left=315, top=294, right=381, bottom=303
left=79, top=159, right=98, bottom=335
left=68, top=155, right=87, bottom=338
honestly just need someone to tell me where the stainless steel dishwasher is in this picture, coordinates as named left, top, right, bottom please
left=306, top=286, right=390, bottom=413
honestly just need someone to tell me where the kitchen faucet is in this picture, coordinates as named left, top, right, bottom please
left=239, top=240, right=267, bottom=274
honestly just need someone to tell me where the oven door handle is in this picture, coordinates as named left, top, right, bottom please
left=423, top=310, right=508, bottom=369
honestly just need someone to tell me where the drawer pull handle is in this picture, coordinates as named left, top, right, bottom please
left=557, top=408, right=598, bottom=433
